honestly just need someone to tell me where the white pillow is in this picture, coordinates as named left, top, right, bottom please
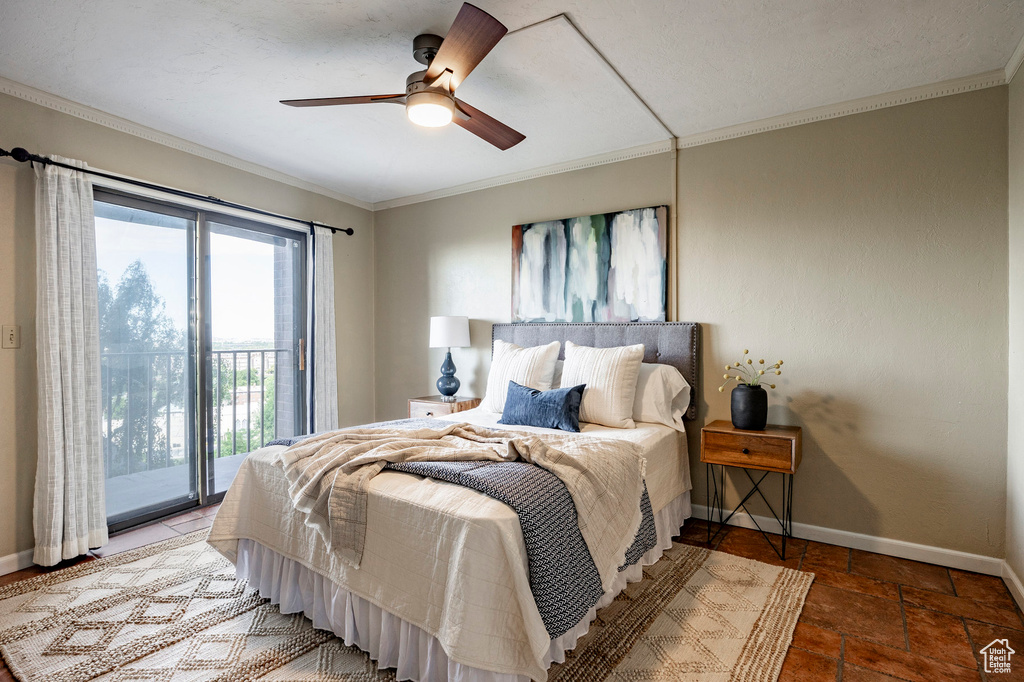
left=633, top=363, right=691, bottom=431
left=481, top=340, right=560, bottom=413
left=561, top=341, right=645, bottom=428
left=551, top=360, right=563, bottom=388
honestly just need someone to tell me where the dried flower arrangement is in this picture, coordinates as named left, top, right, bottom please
left=718, top=349, right=783, bottom=392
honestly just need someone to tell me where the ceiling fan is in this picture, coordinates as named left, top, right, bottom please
left=281, top=3, right=525, bottom=151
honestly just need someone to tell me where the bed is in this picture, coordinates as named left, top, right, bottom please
left=207, top=321, right=701, bottom=681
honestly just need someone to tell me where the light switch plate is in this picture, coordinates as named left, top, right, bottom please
left=2, top=325, right=20, bottom=349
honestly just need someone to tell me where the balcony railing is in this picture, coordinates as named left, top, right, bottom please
left=209, top=349, right=293, bottom=459
left=100, top=348, right=293, bottom=480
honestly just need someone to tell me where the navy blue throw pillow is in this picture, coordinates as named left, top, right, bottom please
left=498, top=380, right=586, bottom=432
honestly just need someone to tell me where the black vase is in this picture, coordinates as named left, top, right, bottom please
left=731, top=384, right=768, bottom=430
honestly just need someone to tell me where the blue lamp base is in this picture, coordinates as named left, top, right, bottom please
left=436, top=349, right=460, bottom=401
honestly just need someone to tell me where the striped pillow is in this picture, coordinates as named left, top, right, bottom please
left=481, top=340, right=561, bottom=413
left=561, top=341, right=645, bottom=428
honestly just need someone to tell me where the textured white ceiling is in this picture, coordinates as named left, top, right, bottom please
left=1, top=0, right=1022, bottom=204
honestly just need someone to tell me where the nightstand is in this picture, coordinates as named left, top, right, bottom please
left=408, top=395, right=481, bottom=419
left=700, top=420, right=802, bottom=559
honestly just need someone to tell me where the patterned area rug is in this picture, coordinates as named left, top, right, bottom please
left=0, top=531, right=812, bottom=681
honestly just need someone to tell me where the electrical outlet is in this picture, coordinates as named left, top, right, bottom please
left=2, top=325, right=20, bottom=349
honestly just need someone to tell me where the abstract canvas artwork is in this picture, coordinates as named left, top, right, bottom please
left=512, top=205, right=668, bottom=323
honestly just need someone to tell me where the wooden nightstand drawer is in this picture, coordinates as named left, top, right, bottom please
left=700, top=421, right=802, bottom=474
left=409, top=401, right=453, bottom=418
left=408, top=396, right=481, bottom=419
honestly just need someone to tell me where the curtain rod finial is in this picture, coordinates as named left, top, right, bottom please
left=318, top=225, right=353, bottom=236
left=11, top=148, right=32, bottom=163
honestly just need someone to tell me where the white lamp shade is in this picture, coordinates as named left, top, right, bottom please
left=429, top=316, right=470, bottom=348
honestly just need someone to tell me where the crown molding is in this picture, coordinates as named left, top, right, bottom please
left=675, top=69, right=1007, bottom=150
left=371, top=139, right=674, bottom=211
left=0, top=76, right=373, bottom=211
left=1007, top=31, right=1024, bottom=83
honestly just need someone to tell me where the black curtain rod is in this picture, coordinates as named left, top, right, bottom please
left=0, top=146, right=354, bottom=236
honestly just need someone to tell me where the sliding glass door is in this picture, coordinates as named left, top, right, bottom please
left=95, top=194, right=197, bottom=527
left=95, top=190, right=307, bottom=529
left=203, top=216, right=306, bottom=496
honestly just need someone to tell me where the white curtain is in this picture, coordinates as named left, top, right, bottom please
left=33, top=157, right=108, bottom=566
left=312, top=226, right=339, bottom=432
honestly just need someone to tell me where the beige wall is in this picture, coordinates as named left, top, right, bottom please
left=1008, top=75, right=1024, bottom=581
left=0, top=92, right=375, bottom=559
left=375, top=87, right=1009, bottom=557
left=0, top=84, right=1013, bottom=563
left=678, top=87, right=1007, bottom=556
left=373, top=154, right=675, bottom=417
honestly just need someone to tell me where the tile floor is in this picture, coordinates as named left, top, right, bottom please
left=678, top=520, right=1024, bottom=681
left=1, top=509, right=1021, bottom=681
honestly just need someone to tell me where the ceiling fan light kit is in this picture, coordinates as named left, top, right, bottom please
left=407, top=91, right=455, bottom=127
left=281, top=3, right=525, bottom=150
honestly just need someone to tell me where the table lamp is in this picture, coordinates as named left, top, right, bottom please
left=429, top=316, right=471, bottom=401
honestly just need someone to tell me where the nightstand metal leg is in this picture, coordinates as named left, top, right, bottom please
left=784, top=473, right=794, bottom=558
left=781, top=473, right=787, bottom=559
left=704, top=464, right=796, bottom=559
left=710, top=467, right=796, bottom=561
left=706, top=463, right=711, bottom=544
left=705, top=463, right=726, bottom=546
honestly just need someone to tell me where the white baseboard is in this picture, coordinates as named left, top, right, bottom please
left=690, top=504, right=1005, bottom=576
left=0, top=548, right=34, bottom=577
left=1002, top=561, right=1024, bottom=610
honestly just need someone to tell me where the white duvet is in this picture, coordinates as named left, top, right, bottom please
left=207, top=408, right=691, bottom=680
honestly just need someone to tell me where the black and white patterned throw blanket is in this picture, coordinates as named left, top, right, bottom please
left=268, top=419, right=658, bottom=639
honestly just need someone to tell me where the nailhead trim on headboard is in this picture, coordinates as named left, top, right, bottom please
left=491, top=322, right=701, bottom=421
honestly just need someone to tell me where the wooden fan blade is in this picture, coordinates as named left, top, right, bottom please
left=453, top=99, right=524, bottom=150
left=424, top=3, right=507, bottom=91
left=281, top=94, right=405, bottom=107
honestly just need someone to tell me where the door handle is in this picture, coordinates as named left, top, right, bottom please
left=299, top=338, right=305, bottom=371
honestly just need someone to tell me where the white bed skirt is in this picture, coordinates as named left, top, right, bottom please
left=236, top=492, right=691, bottom=682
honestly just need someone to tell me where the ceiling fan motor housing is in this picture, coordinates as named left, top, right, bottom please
left=413, top=34, right=443, bottom=65
left=406, top=70, right=455, bottom=100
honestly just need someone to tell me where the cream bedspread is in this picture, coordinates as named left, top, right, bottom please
left=276, top=422, right=646, bottom=593
left=208, top=412, right=690, bottom=680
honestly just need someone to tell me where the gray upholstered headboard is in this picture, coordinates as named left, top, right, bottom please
left=491, top=322, right=701, bottom=421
